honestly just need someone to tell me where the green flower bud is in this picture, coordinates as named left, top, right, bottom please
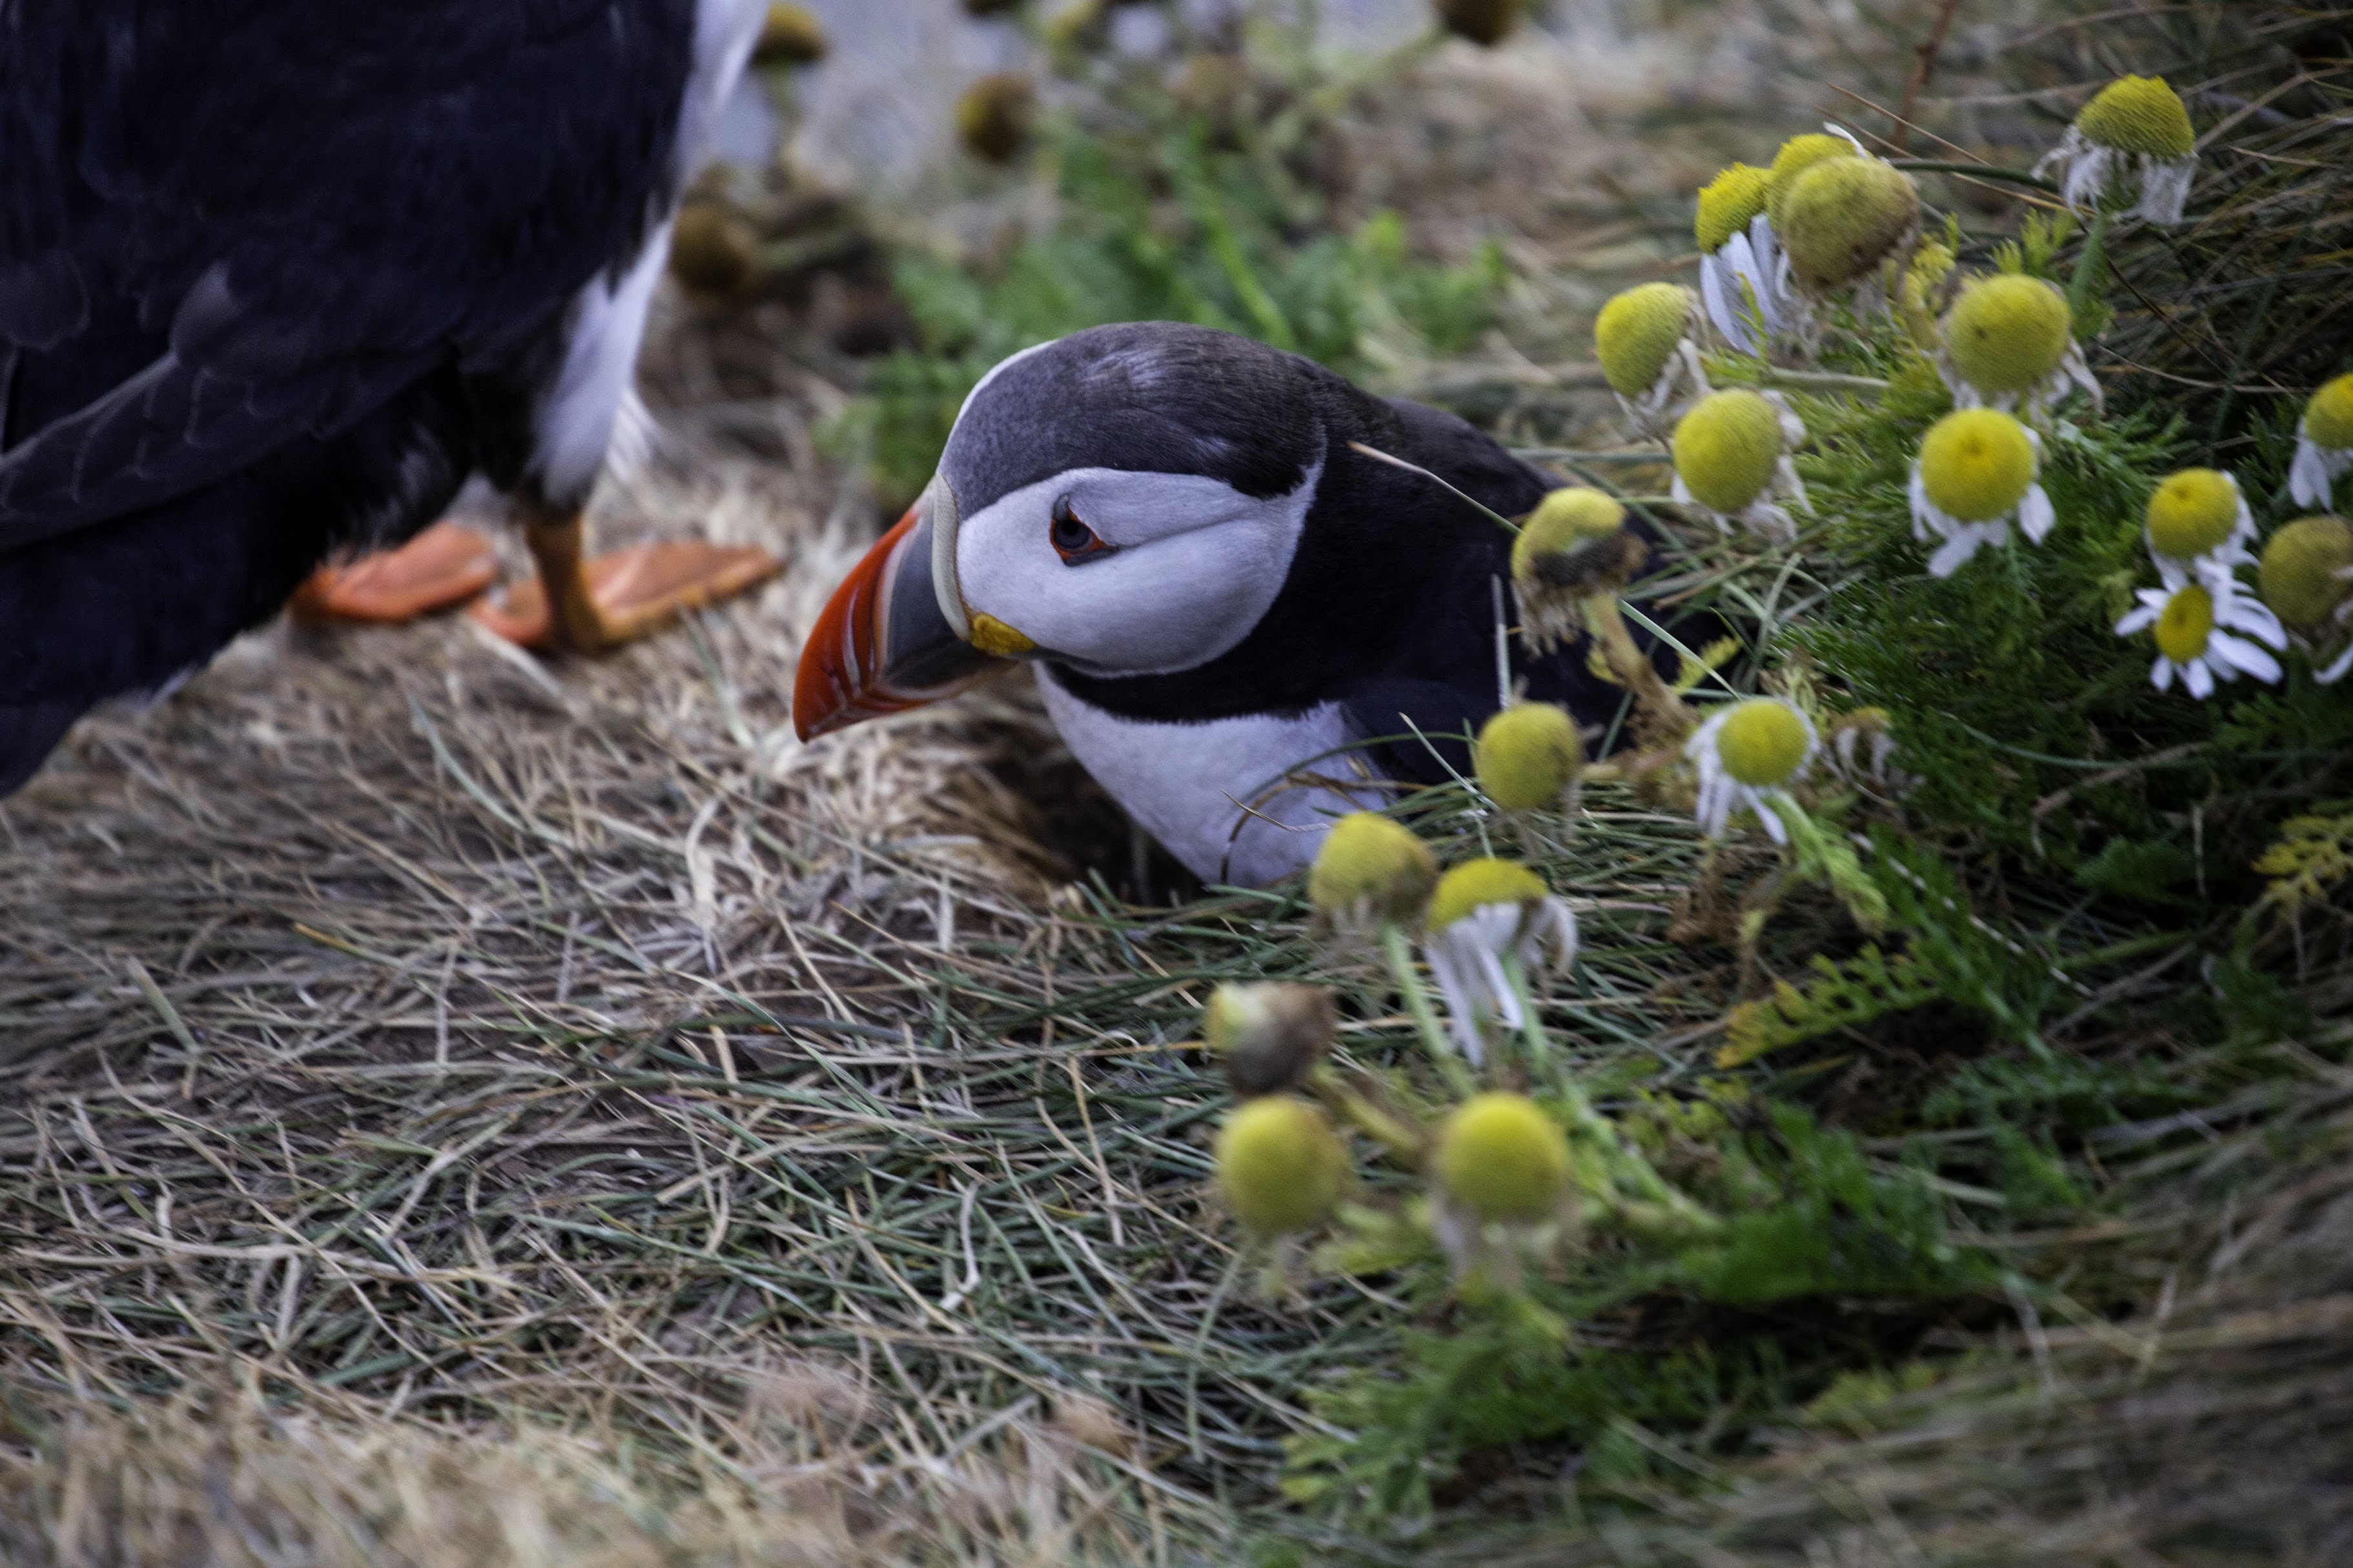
left=669, top=203, right=758, bottom=296
left=1435, top=1092, right=1570, bottom=1223
left=956, top=74, right=1036, bottom=164
left=2307, top=375, right=2353, bottom=450
left=2075, top=75, right=2194, bottom=157
left=754, top=3, right=827, bottom=65
left=1778, top=157, right=1921, bottom=294
left=1204, top=982, right=1336, bottom=1098
left=1310, top=813, right=1439, bottom=930
left=1426, top=858, right=1548, bottom=934
left=1474, top=704, right=1583, bottom=813
left=1918, top=408, right=2035, bottom=523
left=1765, top=133, right=1857, bottom=228
left=1433, top=0, right=1520, bottom=46
left=1673, top=390, right=1783, bottom=514
left=1215, top=1096, right=1348, bottom=1235
left=2259, top=516, right=2353, bottom=630
left=1943, top=274, right=2072, bottom=395
left=1715, top=698, right=1811, bottom=788
left=1595, top=283, right=1695, bottom=399
left=1695, top=163, right=1772, bottom=254
left=2145, top=468, right=2242, bottom=560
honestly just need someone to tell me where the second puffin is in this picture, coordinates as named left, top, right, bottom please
left=794, top=322, right=1659, bottom=885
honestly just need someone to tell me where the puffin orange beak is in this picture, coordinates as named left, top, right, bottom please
left=792, top=486, right=1005, bottom=740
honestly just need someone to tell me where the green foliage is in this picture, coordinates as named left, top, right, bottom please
left=1716, top=943, right=1945, bottom=1067
left=850, top=117, right=1509, bottom=506
left=2255, top=803, right=2353, bottom=913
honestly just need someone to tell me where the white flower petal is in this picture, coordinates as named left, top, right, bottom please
left=2115, top=605, right=2159, bottom=636
left=1748, top=787, right=1790, bottom=845
left=2183, top=657, right=2215, bottom=699
left=2019, top=483, right=2056, bottom=544
left=2208, top=631, right=2283, bottom=683
left=2216, top=594, right=2288, bottom=648
left=1928, top=528, right=1983, bottom=578
left=2316, top=639, right=2353, bottom=685
left=2150, top=657, right=2176, bottom=692
left=2292, top=438, right=2339, bottom=510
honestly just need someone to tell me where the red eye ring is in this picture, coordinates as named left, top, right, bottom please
left=1049, top=495, right=1115, bottom=565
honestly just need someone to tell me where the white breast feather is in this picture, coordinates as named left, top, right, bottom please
left=1038, top=670, right=1382, bottom=887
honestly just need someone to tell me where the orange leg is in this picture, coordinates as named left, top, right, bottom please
left=468, top=507, right=780, bottom=653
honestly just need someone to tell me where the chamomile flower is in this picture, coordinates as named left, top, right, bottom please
left=1764, top=130, right=1864, bottom=230
left=1510, top=487, right=1646, bottom=651
left=1695, top=163, right=1781, bottom=350
left=1473, top=702, right=1584, bottom=815
left=1908, top=408, right=2056, bottom=576
left=1435, top=1093, right=1570, bottom=1224
left=2257, top=514, right=2353, bottom=683
left=1214, top=1096, right=1348, bottom=1237
left=1419, top=859, right=1576, bottom=1064
left=2289, top=375, right=2353, bottom=510
left=1938, top=273, right=2101, bottom=416
left=1685, top=696, right=1817, bottom=845
left=1308, top=812, right=1438, bottom=940
left=2114, top=558, right=2285, bottom=699
left=2145, top=468, right=2254, bottom=568
left=1595, top=283, right=1709, bottom=434
left=1776, top=154, right=1922, bottom=302
left=2035, top=75, right=2197, bottom=226
left=1671, top=389, right=1810, bottom=539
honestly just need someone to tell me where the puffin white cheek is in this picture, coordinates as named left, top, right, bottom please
left=1030, top=525, right=1293, bottom=672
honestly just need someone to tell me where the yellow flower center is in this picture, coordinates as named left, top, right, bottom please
left=1918, top=408, right=2036, bottom=523
left=754, top=3, right=828, bottom=65
left=2145, top=468, right=2241, bottom=559
left=1426, top=857, right=1549, bottom=933
left=1673, top=389, right=1783, bottom=513
left=1215, top=1097, right=1348, bottom=1236
left=1435, top=1093, right=1570, bottom=1223
left=1309, top=812, right=1439, bottom=925
left=1517, top=487, right=1626, bottom=555
left=1474, top=703, right=1584, bottom=813
left=1696, top=163, right=1772, bottom=254
left=1715, top=698, right=1810, bottom=787
left=2258, top=515, right=2353, bottom=630
left=1766, top=133, right=1857, bottom=228
left=2153, top=583, right=2215, bottom=664
left=1594, top=283, right=1693, bottom=397
left=1943, top=274, right=2072, bottom=394
left=1778, top=157, right=1922, bottom=294
left=2307, top=374, right=2353, bottom=451
left=2075, top=75, right=2194, bottom=158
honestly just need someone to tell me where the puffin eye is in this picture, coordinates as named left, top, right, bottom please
left=1048, top=496, right=1114, bottom=565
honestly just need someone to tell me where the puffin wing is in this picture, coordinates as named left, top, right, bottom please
left=0, top=0, right=696, bottom=548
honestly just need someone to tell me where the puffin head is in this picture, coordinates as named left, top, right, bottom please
left=793, top=323, right=1326, bottom=737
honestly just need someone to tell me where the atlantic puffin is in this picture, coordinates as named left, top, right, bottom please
left=793, top=322, right=1649, bottom=886
left=0, top=0, right=777, bottom=795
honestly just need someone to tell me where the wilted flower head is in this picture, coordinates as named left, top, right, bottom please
left=1908, top=408, right=2055, bottom=576
left=1309, top=812, right=1439, bottom=936
left=1823, top=707, right=1905, bottom=792
left=669, top=203, right=758, bottom=296
left=1939, top=274, right=2099, bottom=416
left=1686, top=696, right=1817, bottom=844
left=2290, top=375, right=2353, bottom=511
left=1595, top=282, right=1708, bottom=433
left=754, top=3, right=828, bottom=65
left=1511, top=487, right=1645, bottom=650
left=1695, top=163, right=1781, bottom=350
left=2257, top=515, right=2353, bottom=683
left=1671, top=389, right=1810, bottom=538
left=956, top=73, right=1036, bottom=163
left=1435, top=1092, right=1570, bottom=1224
left=1777, top=156, right=1921, bottom=299
left=1204, top=982, right=1335, bottom=1098
left=2145, top=468, right=2254, bottom=568
left=1475, top=702, right=1584, bottom=814
left=1434, top=0, right=1520, bottom=46
left=2114, top=558, right=2285, bottom=699
left=1420, top=859, right=1576, bottom=1063
left=2035, top=75, right=2197, bottom=226
left=1214, top=1096, right=1348, bottom=1236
